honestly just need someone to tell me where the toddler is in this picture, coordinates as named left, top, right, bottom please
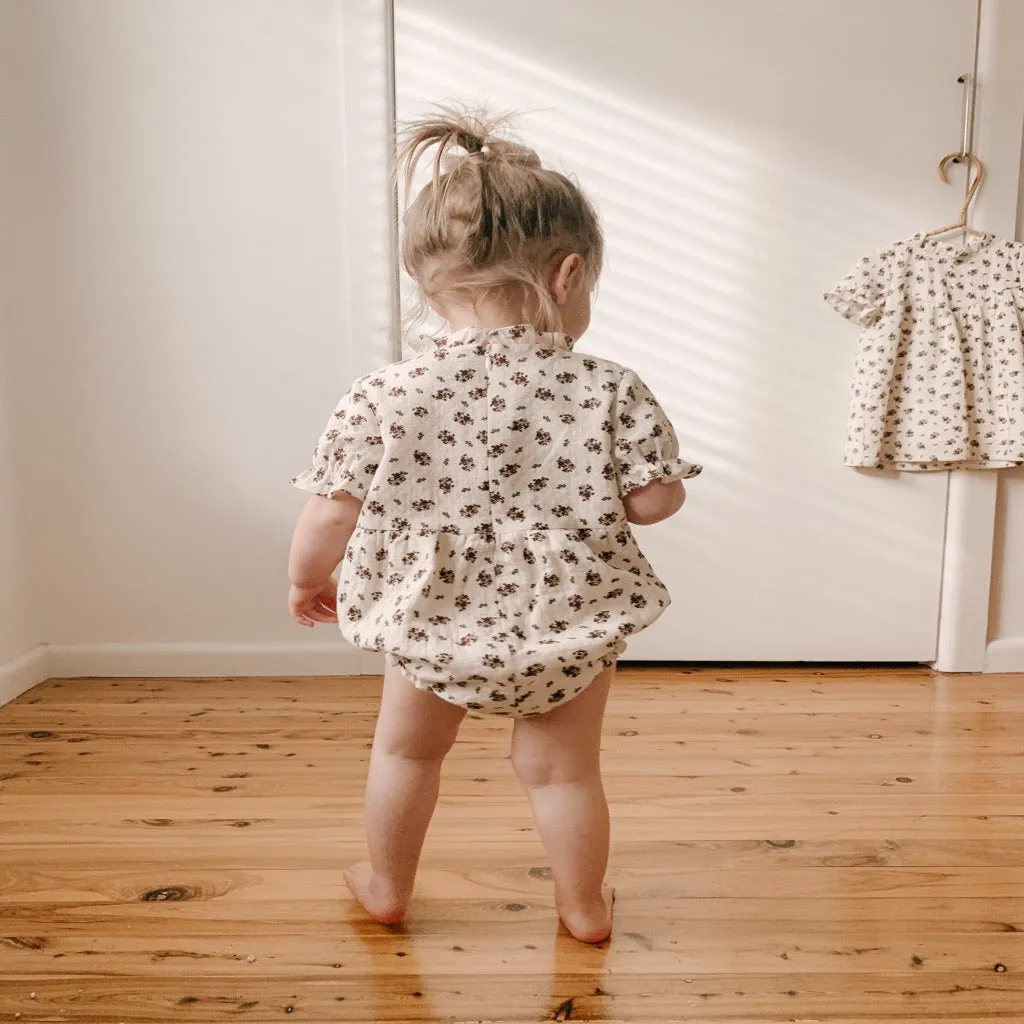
left=288, top=110, right=700, bottom=943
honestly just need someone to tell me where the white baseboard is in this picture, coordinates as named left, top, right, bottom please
left=1, top=642, right=382, bottom=706
left=44, top=641, right=380, bottom=679
left=984, top=638, right=1024, bottom=672
left=0, top=646, right=51, bottom=707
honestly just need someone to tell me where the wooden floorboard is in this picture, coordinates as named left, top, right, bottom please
left=2, top=666, right=1024, bottom=1022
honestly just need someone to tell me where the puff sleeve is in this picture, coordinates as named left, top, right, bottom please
left=823, top=248, right=891, bottom=327
left=291, top=384, right=384, bottom=501
left=613, top=370, right=702, bottom=495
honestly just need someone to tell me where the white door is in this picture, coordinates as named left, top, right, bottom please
left=393, top=0, right=991, bottom=661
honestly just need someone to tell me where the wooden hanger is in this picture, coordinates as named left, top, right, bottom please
left=925, top=152, right=986, bottom=238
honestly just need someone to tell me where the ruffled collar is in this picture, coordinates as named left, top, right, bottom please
left=912, top=230, right=997, bottom=260
left=406, top=324, right=576, bottom=356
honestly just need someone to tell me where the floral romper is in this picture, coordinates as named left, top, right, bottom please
left=293, top=324, right=701, bottom=716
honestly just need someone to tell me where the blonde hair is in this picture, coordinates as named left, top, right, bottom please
left=397, top=107, right=603, bottom=334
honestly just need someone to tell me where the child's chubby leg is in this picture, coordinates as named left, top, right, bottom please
left=345, top=659, right=466, bottom=925
left=510, top=665, right=615, bottom=943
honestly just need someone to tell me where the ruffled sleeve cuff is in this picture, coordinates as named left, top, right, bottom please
left=823, top=247, right=892, bottom=328
left=291, top=461, right=375, bottom=501
left=291, top=386, right=383, bottom=502
left=822, top=287, right=884, bottom=328
left=618, top=455, right=703, bottom=494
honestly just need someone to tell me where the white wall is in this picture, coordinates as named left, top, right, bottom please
left=0, top=322, right=36, bottom=671
left=0, top=0, right=393, bottom=678
left=0, top=1, right=43, bottom=688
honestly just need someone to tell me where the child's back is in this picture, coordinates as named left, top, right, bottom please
left=298, top=322, right=698, bottom=715
left=288, top=109, right=699, bottom=943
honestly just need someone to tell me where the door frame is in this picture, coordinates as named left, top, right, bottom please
left=935, top=0, right=1024, bottom=671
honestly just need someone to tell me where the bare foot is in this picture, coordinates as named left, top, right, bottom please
left=558, top=884, right=615, bottom=944
left=344, top=862, right=408, bottom=925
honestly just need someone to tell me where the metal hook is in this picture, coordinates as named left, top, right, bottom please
left=956, top=72, right=977, bottom=160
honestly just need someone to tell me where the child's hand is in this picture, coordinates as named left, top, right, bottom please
left=289, top=581, right=339, bottom=628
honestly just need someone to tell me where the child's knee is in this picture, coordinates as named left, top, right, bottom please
left=511, top=747, right=549, bottom=788
left=375, top=727, right=455, bottom=764
left=511, top=744, right=595, bottom=789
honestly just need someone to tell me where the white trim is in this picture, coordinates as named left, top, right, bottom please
left=337, top=0, right=399, bottom=379
left=933, top=0, right=1024, bottom=672
left=44, top=642, right=373, bottom=679
left=933, top=472, right=999, bottom=671
left=985, top=637, right=1024, bottom=672
left=2, top=642, right=383, bottom=704
left=382, top=0, right=402, bottom=362
left=0, top=646, right=50, bottom=706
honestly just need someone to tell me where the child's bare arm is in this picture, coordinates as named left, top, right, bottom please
left=287, top=493, right=362, bottom=626
left=289, top=492, right=361, bottom=584
left=623, top=479, right=685, bottom=526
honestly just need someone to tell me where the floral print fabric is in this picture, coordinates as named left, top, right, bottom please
left=293, top=324, right=701, bottom=716
left=825, top=232, right=1024, bottom=470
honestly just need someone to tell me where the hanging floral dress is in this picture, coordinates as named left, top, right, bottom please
left=825, top=232, right=1024, bottom=470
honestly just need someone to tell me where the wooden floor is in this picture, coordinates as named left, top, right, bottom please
left=2, top=667, right=1024, bottom=1023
